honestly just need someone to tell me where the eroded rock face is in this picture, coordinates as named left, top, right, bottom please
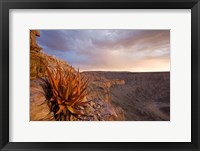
left=93, top=79, right=125, bottom=88
left=30, top=30, right=54, bottom=120
left=30, top=79, right=55, bottom=121
left=30, top=30, right=42, bottom=52
left=30, top=29, right=75, bottom=80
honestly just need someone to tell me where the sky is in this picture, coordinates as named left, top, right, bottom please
left=37, top=30, right=170, bottom=72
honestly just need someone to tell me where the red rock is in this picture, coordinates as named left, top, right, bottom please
left=30, top=79, right=55, bottom=121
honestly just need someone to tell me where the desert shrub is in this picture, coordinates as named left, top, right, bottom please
left=43, top=62, right=89, bottom=121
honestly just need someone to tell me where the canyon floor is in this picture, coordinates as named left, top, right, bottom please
left=81, top=71, right=170, bottom=121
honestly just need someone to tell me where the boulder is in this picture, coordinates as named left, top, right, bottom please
left=30, top=79, right=55, bottom=121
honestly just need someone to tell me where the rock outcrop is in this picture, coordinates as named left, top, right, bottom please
left=30, top=30, right=42, bottom=52
left=30, top=79, right=55, bottom=121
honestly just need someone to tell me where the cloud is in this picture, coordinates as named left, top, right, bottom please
left=36, top=30, right=170, bottom=72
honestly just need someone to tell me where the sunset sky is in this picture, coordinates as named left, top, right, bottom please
left=37, top=30, right=170, bottom=72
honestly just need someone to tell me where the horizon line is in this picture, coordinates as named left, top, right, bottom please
left=81, top=70, right=170, bottom=73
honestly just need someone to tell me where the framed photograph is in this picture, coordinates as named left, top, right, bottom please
left=1, top=0, right=200, bottom=151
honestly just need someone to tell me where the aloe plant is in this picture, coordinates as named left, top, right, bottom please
left=44, top=62, right=89, bottom=121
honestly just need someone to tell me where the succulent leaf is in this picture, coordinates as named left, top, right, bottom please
left=43, top=62, right=89, bottom=121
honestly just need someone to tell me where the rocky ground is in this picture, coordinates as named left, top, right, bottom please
left=82, top=71, right=170, bottom=121
left=30, top=77, right=125, bottom=121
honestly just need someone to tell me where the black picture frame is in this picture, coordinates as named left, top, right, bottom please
left=0, top=0, right=200, bottom=151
